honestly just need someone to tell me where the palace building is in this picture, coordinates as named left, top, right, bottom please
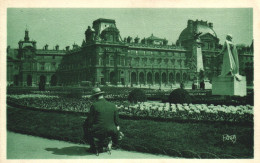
left=7, top=29, right=66, bottom=86
left=7, top=18, right=253, bottom=87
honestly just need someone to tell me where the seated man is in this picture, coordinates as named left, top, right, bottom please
left=84, top=87, right=121, bottom=153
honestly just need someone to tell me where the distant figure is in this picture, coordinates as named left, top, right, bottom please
left=180, top=82, right=185, bottom=89
left=218, top=34, right=242, bottom=81
left=192, top=82, right=196, bottom=90
left=200, top=80, right=205, bottom=90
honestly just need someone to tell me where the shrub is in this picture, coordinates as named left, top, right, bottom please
left=128, top=89, right=147, bottom=103
left=169, top=88, right=191, bottom=104
left=246, top=91, right=254, bottom=105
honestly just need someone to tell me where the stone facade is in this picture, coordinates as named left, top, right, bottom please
left=57, top=18, right=221, bottom=86
left=7, top=19, right=254, bottom=87
left=7, top=29, right=66, bottom=86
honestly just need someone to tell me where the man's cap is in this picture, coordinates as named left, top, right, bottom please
left=91, top=87, right=104, bottom=97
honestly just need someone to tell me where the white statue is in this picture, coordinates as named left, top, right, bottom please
left=218, top=34, right=242, bottom=81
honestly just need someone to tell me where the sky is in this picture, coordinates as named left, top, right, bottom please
left=7, top=8, right=253, bottom=50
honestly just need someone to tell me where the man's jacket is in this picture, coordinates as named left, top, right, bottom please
left=87, top=98, right=119, bottom=137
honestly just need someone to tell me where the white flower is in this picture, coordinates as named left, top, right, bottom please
left=164, top=106, right=170, bottom=111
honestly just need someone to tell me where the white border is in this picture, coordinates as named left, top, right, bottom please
left=1, top=0, right=259, bottom=163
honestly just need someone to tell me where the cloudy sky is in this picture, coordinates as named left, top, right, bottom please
left=7, top=8, right=253, bottom=50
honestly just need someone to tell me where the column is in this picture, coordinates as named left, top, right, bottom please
left=106, top=70, right=109, bottom=85
left=144, top=71, right=147, bottom=85
left=136, top=70, right=139, bottom=85
left=166, top=70, right=169, bottom=85
left=159, top=71, right=162, bottom=86
left=152, top=71, right=155, bottom=85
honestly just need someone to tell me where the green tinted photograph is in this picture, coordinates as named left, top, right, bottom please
left=6, top=8, right=253, bottom=159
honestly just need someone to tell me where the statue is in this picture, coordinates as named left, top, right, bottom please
left=193, top=32, right=202, bottom=41
left=212, top=34, right=246, bottom=96
left=218, top=34, right=241, bottom=81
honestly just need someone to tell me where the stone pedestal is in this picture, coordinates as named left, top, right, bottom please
left=212, top=76, right=247, bottom=96
left=204, top=79, right=212, bottom=89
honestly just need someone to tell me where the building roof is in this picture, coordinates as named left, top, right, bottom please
left=196, top=24, right=217, bottom=37
left=93, top=18, right=116, bottom=25
left=22, top=42, right=34, bottom=48
left=36, top=49, right=66, bottom=55
left=7, top=48, right=18, bottom=59
left=178, top=20, right=217, bottom=42
left=102, top=26, right=119, bottom=32
left=146, top=34, right=164, bottom=40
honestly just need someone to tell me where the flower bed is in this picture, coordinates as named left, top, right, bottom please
left=7, top=94, right=91, bottom=113
left=7, top=94, right=253, bottom=123
left=117, top=102, right=253, bottom=123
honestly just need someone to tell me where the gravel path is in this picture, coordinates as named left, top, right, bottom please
left=7, top=131, right=172, bottom=159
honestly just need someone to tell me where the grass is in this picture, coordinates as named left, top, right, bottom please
left=7, top=106, right=253, bottom=158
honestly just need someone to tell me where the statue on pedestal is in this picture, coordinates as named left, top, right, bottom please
left=212, top=34, right=246, bottom=96
left=218, top=34, right=242, bottom=81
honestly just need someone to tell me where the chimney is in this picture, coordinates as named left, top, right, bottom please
left=72, top=43, right=77, bottom=49
left=7, top=46, right=10, bottom=53
left=208, top=22, right=213, bottom=28
left=66, top=46, right=70, bottom=51
left=187, top=20, right=194, bottom=32
left=44, top=44, right=48, bottom=50
left=18, top=41, right=22, bottom=49
left=32, top=41, right=36, bottom=49
left=55, top=45, right=59, bottom=50
left=24, top=29, right=30, bottom=41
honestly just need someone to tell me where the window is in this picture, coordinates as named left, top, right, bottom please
left=157, top=58, right=161, bottom=64
left=179, top=60, right=182, bottom=67
left=110, top=59, right=114, bottom=66
left=40, top=62, right=45, bottom=70
left=51, top=62, right=56, bottom=70
left=120, top=58, right=125, bottom=66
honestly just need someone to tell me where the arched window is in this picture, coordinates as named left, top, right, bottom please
left=27, top=75, right=32, bottom=86
left=131, top=72, right=137, bottom=84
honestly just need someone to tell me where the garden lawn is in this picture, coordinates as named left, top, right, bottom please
left=7, top=106, right=253, bottom=158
